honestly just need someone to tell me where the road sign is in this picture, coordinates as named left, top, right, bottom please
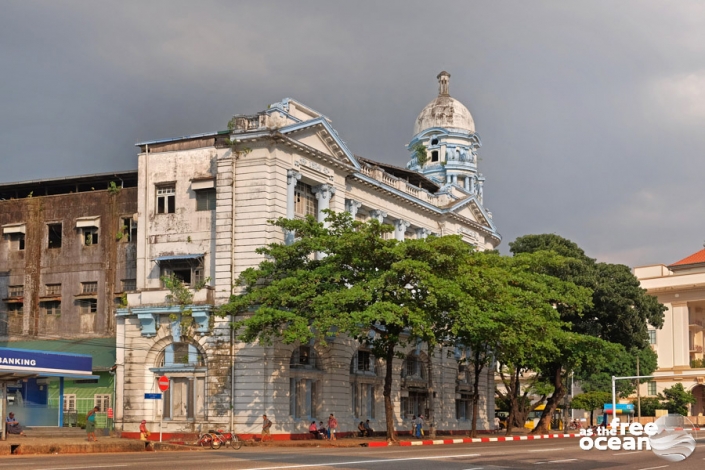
left=144, top=393, right=162, bottom=399
left=158, top=376, right=169, bottom=392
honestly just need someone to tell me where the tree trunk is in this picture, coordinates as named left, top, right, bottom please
left=502, top=366, right=520, bottom=436
left=384, top=343, right=397, bottom=442
left=426, top=345, right=436, bottom=438
left=589, top=409, right=594, bottom=427
left=471, top=349, right=484, bottom=438
left=531, top=366, right=565, bottom=434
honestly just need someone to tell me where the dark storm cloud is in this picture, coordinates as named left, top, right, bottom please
left=2, top=0, right=704, bottom=267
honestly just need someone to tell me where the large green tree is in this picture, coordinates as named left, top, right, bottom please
left=509, top=234, right=666, bottom=434
left=220, top=212, right=473, bottom=441
left=660, top=383, right=696, bottom=415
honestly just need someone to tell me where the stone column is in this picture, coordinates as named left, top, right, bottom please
left=464, top=177, right=470, bottom=191
left=369, top=209, right=387, bottom=223
left=394, top=220, right=411, bottom=241
left=672, top=302, right=690, bottom=368
left=416, top=228, right=431, bottom=239
left=345, top=199, right=362, bottom=219
left=312, top=184, right=336, bottom=226
left=285, top=170, right=301, bottom=244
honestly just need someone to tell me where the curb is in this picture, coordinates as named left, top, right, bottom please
left=367, top=433, right=580, bottom=448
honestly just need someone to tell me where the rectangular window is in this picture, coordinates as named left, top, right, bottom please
left=78, top=299, right=97, bottom=314
left=121, top=279, right=136, bottom=292
left=648, top=329, right=657, bottom=345
left=166, top=377, right=203, bottom=420
left=357, top=351, right=372, bottom=372
left=83, top=228, right=99, bottom=246
left=648, top=381, right=657, bottom=396
left=64, top=394, right=77, bottom=411
left=94, top=394, right=111, bottom=412
left=294, top=183, right=317, bottom=218
left=41, top=301, right=61, bottom=315
left=195, top=188, right=216, bottom=211
left=456, top=393, right=471, bottom=420
left=45, top=284, right=61, bottom=296
left=8, top=285, right=24, bottom=297
left=81, top=282, right=98, bottom=294
left=7, top=303, right=23, bottom=315
left=156, top=185, right=176, bottom=214
left=121, top=217, right=138, bottom=243
left=10, top=233, right=25, bottom=251
left=48, top=223, right=62, bottom=248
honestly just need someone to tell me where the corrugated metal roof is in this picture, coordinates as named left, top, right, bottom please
left=0, top=338, right=115, bottom=371
left=670, top=248, right=705, bottom=267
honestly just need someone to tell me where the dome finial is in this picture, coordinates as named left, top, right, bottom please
left=437, top=71, right=451, bottom=96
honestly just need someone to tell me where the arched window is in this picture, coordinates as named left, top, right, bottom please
left=401, top=354, right=427, bottom=380
left=431, top=138, right=439, bottom=146
left=290, top=345, right=322, bottom=420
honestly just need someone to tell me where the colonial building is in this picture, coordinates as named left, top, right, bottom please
left=116, top=72, right=501, bottom=437
left=635, top=248, right=705, bottom=417
left=0, top=172, right=138, bottom=425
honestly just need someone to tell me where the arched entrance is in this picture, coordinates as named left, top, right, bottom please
left=692, top=384, right=705, bottom=417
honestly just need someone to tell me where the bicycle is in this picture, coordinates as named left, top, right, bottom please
left=209, top=429, right=242, bottom=450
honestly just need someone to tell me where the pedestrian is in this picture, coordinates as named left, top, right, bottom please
left=261, top=414, right=272, bottom=442
left=140, top=420, right=154, bottom=450
left=309, top=421, right=321, bottom=439
left=415, top=415, right=424, bottom=438
left=318, top=421, right=328, bottom=439
left=358, top=421, right=367, bottom=437
left=86, top=406, right=99, bottom=442
left=364, top=420, right=374, bottom=436
left=5, top=412, right=25, bottom=436
left=328, top=413, right=338, bottom=441
left=411, top=415, right=417, bottom=437
left=494, top=416, right=500, bottom=430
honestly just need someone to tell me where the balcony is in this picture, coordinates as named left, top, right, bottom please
left=690, top=345, right=703, bottom=353
left=690, top=319, right=704, bottom=330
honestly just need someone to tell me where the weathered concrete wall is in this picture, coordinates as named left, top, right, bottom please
left=0, top=187, right=137, bottom=339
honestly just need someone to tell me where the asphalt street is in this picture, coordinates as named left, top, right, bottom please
left=1, top=438, right=705, bottom=469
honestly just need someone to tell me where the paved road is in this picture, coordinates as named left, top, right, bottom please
left=1, top=438, right=705, bottom=469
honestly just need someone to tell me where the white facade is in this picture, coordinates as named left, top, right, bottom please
left=116, top=73, right=501, bottom=436
left=635, top=250, right=705, bottom=416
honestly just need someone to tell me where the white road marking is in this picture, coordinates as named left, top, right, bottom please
left=534, top=459, right=577, bottom=464
left=527, top=448, right=564, bottom=452
left=241, top=453, right=482, bottom=470
left=613, top=451, right=641, bottom=455
left=37, top=466, right=129, bottom=470
left=637, top=466, right=668, bottom=470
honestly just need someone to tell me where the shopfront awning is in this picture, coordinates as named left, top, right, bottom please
left=0, top=347, right=97, bottom=381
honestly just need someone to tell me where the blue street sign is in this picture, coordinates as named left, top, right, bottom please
left=144, top=393, right=163, bottom=399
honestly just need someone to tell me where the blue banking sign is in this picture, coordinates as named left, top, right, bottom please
left=0, top=347, right=93, bottom=376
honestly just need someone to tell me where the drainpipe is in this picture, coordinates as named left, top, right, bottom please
left=230, top=317, right=235, bottom=432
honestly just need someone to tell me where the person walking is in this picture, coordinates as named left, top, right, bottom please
left=415, top=415, right=424, bottom=438
left=139, top=420, right=154, bottom=450
left=86, top=406, right=99, bottom=442
left=261, top=414, right=272, bottom=442
left=327, top=414, right=338, bottom=441
left=411, top=415, right=417, bottom=438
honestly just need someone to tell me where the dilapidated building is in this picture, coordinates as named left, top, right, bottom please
left=116, top=73, right=502, bottom=437
left=0, top=172, right=138, bottom=423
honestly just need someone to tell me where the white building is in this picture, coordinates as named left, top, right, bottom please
left=635, top=248, right=705, bottom=417
left=115, top=72, right=502, bottom=437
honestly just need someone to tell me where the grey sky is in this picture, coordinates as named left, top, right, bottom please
left=1, top=1, right=703, bottom=267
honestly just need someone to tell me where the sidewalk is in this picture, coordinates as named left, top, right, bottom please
left=0, top=435, right=196, bottom=456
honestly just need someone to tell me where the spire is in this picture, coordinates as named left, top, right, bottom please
left=437, top=71, right=450, bottom=96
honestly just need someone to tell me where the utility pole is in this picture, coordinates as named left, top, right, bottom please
left=636, top=356, right=641, bottom=421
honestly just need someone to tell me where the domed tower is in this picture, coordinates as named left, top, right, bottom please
left=407, top=71, right=485, bottom=203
